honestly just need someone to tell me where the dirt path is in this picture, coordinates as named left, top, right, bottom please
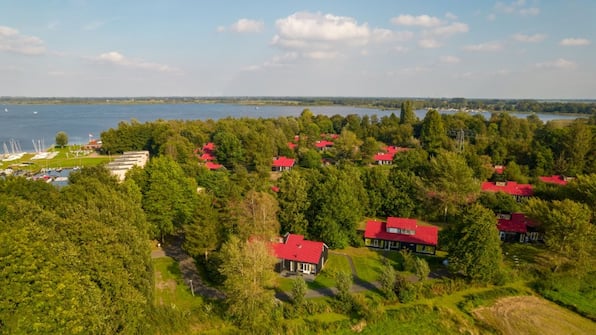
left=160, top=235, right=226, bottom=300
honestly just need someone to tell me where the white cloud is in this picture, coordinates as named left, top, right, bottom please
left=464, top=41, right=503, bottom=52
left=535, top=58, right=577, bottom=69
left=95, top=51, right=180, bottom=73
left=418, top=39, right=441, bottom=49
left=0, top=26, right=45, bottom=55
left=512, top=33, right=546, bottom=43
left=559, top=38, right=591, bottom=46
left=371, top=28, right=413, bottom=43
left=440, top=55, right=461, bottom=64
left=219, top=19, right=264, bottom=33
left=271, top=11, right=374, bottom=60
left=429, top=22, right=469, bottom=36
left=391, top=14, right=442, bottom=27
left=487, top=13, right=497, bottom=21
left=493, top=0, right=540, bottom=18
left=393, top=46, right=409, bottom=53
left=275, top=12, right=369, bottom=44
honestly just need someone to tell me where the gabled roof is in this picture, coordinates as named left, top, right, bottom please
left=205, top=162, right=223, bottom=170
left=497, top=213, right=528, bottom=233
left=481, top=181, right=533, bottom=196
left=494, top=165, right=505, bottom=175
left=272, top=156, right=295, bottom=168
left=203, top=142, right=215, bottom=151
left=539, top=175, right=568, bottom=186
left=287, top=142, right=297, bottom=150
left=364, top=220, right=438, bottom=246
left=373, top=152, right=394, bottom=161
left=385, top=146, right=410, bottom=154
left=272, top=234, right=325, bottom=264
left=200, top=153, right=216, bottom=161
left=315, top=140, right=334, bottom=148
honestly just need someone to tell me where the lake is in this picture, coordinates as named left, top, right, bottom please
left=0, top=103, right=584, bottom=152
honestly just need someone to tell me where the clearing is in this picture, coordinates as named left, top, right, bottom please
left=473, top=295, right=596, bottom=335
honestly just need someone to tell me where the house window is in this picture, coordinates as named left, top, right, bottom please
left=373, top=239, right=379, bottom=247
left=415, top=244, right=435, bottom=254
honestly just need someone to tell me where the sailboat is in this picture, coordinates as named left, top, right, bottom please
left=3, top=108, right=7, bottom=112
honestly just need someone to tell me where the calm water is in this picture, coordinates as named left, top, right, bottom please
left=0, top=103, right=583, bottom=152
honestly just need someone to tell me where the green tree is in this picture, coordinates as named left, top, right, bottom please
left=291, top=277, right=307, bottom=307
left=414, top=257, right=430, bottom=281
left=219, top=236, right=278, bottom=333
left=379, top=264, right=397, bottom=300
left=213, top=130, right=245, bottom=169
left=420, top=109, right=446, bottom=154
left=183, top=191, right=220, bottom=260
left=446, top=204, right=503, bottom=283
left=426, top=151, right=480, bottom=221
left=399, top=100, right=417, bottom=125
left=142, top=156, right=198, bottom=242
left=277, top=170, right=310, bottom=235
left=524, top=198, right=595, bottom=271
left=55, top=131, right=68, bottom=147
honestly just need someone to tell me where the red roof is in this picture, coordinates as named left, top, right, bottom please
left=364, top=220, right=438, bottom=246
left=315, top=140, right=334, bottom=148
left=539, top=175, right=568, bottom=186
left=271, top=186, right=280, bottom=193
left=203, top=142, right=215, bottom=151
left=385, top=146, right=410, bottom=154
left=200, top=153, right=216, bottom=161
left=481, top=181, right=533, bottom=196
left=386, top=217, right=418, bottom=230
left=272, top=156, right=295, bottom=168
left=494, top=165, right=505, bottom=174
left=205, top=162, right=223, bottom=170
left=373, top=152, right=394, bottom=161
left=497, top=213, right=528, bottom=233
left=272, top=234, right=325, bottom=264
left=287, top=142, right=297, bottom=150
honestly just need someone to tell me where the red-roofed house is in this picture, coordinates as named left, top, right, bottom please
left=373, top=146, right=410, bottom=165
left=539, top=175, right=572, bottom=186
left=481, top=181, right=533, bottom=202
left=199, top=142, right=224, bottom=170
left=272, top=234, right=328, bottom=275
left=364, top=217, right=438, bottom=254
left=272, top=156, right=295, bottom=172
left=315, top=140, right=334, bottom=150
left=287, top=142, right=297, bottom=150
left=496, top=213, right=542, bottom=242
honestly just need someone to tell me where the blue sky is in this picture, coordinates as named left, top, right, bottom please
left=0, top=0, right=594, bottom=98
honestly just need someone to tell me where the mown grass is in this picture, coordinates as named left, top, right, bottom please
left=4, top=146, right=110, bottom=171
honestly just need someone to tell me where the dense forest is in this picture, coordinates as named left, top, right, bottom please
left=1, top=104, right=595, bottom=334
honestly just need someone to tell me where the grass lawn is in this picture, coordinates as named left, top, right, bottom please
left=153, top=257, right=202, bottom=309
left=5, top=146, right=110, bottom=172
left=277, top=253, right=351, bottom=292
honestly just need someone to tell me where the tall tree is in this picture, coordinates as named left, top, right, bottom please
left=399, top=100, right=417, bottom=125
left=277, top=170, right=310, bottom=235
left=420, top=109, right=446, bottom=154
left=446, top=204, right=503, bottom=283
left=524, top=198, right=595, bottom=270
left=426, top=151, right=480, bottom=221
left=142, top=156, right=198, bottom=242
left=219, top=236, right=278, bottom=333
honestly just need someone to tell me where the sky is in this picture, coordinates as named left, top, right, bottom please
left=0, top=0, right=594, bottom=98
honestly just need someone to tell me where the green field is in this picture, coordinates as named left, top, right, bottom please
left=2, top=146, right=110, bottom=172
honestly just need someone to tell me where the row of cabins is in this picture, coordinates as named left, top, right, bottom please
left=106, top=151, right=149, bottom=181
